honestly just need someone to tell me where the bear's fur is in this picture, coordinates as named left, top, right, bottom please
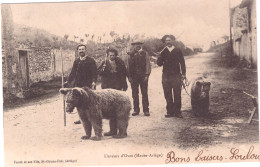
left=190, top=77, right=211, bottom=117
left=60, top=87, right=131, bottom=141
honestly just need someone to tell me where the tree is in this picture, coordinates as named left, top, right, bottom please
left=133, top=34, right=140, bottom=40
left=222, top=35, right=229, bottom=42
left=98, top=36, right=102, bottom=43
left=61, top=34, right=69, bottom=48
left=85, top=34, right=89, bottom=43
left=91, top=34, right=95, bottom=41
left=110, top=31, right=116, bottom=38
left=141, top=33, right=146, bottom=39
left=127, top=35, right=131, bottom=42
left=74, top=35, right=78, bottom=42
left=52, top=36, right=59, bottom=48
left=64, top=34, right=69, bottom=41
left=80, top=38, right=84, bottom=44
left=52, top=36, right=58, bottom=42
left=110, top=31, right=118, bottom=41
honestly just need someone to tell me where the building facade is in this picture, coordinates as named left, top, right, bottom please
left=2, top=44, right=75, bottom=98
left=232, top=0, right=257, bottom=68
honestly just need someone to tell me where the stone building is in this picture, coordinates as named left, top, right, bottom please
left=2, top=43, right=75, bottom=98
left=2, top=45, right=53, bottom=96
left=1, top=4, right=76, bottom=98
left=231, top=0, right=257, bottom=68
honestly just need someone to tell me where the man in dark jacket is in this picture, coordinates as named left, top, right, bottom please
left=64, top=44, right=97, bottom=124
left=157, top=35, right=186, bottom=118
left=128, top=41, right=151, bottom=116
left=65, top=44, right=97, bottom=89
left=98, top=48, right=128, bottom=91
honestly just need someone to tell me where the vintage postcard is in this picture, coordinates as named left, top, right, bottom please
left=1, top=0, right=260, bottom=166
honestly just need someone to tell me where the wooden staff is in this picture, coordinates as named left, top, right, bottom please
left=60, top=46, right=66, bottom=126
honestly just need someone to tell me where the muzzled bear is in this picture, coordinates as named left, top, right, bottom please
left=190, top=77, right=211, bottom=117
left=60, top=87, right=131, bottom=141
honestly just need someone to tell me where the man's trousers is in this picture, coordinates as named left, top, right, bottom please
left=162, top=73, right=182, bottom=115
left=131, top=75, right=149, bottom=113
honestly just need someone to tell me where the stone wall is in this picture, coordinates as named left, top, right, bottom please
left=250, top=0, right=257, bottom=67
left=232, top=7, right=249, bottom=41
left=232, top=0, right=257, bottom=68
left=28, top=47, right=54, bottom=84
left=239, top=33, right=251, bottom=62
left=2, top=56, right=7, bottom=88
left=234, top=40, right=240, bottom=57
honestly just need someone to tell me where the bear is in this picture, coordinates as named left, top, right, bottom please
left=190, top=77, right=211, bottom=117
left=60, top=87, right=131, bottom=141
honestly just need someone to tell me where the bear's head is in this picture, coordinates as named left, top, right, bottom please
left=60, top=87, right=85, bottom=113
left=195, top=81, right=211, bottom=99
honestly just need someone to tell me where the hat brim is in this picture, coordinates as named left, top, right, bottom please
left=131, top=42, right=144, bottom=45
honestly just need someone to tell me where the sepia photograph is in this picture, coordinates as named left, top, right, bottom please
left=1, top=0, right=259, bottom=166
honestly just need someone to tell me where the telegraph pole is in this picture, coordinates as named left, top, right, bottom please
left=229, top=0, right=234, bottom=57
left=60, top=41, right=66, bottom=127
left=2, top=4, right=15, bottom=94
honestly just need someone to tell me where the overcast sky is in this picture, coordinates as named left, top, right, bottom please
left=10, top=0, right=243, bottom=49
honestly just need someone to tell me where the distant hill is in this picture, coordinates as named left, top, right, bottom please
left=13, top=23, right=76, bottom=49
left=14, top=24, right=57, bottom=42
left=12, top=24, right=194, bottom=58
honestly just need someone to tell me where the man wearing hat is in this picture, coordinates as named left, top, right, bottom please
left=157, top=35, right=186, bottom=118
left=128, top=41, right=151, bottom=116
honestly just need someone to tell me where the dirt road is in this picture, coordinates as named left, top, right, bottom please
left=4, top=53, right=259, bottom=166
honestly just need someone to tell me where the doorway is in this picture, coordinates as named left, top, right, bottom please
left=19, top=50, right=29, bottom=88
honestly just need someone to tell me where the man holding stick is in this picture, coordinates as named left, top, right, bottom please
left=64, top=44, right=98, bottom=124
left=157, top=35, right=186, bottom=118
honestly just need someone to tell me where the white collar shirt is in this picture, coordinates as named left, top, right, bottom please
left=167, top=46, right=175, bottom=52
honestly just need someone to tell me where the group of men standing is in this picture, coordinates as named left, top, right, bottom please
left=64, top=34, right=186, bottom=123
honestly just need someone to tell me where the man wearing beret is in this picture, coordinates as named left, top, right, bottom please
left=128, top=41, right=151, bottom=116
left=157, top=35, right=186, bottom=118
